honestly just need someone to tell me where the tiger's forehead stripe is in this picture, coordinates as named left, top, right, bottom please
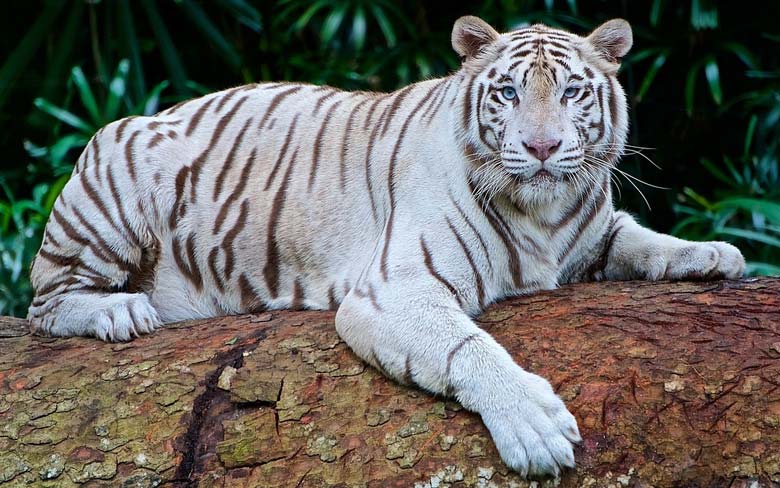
left=503, top=30, right=581, bottom=83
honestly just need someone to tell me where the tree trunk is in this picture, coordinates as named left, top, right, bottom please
left=1, top=278, right=779, bottom=487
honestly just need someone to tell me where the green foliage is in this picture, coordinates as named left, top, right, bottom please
left=0, top=179, right=66, bottom=316
left=627, top=3, right=758, bottom=115
left=25, top=60, right=169, bottom=179
left=0, top=0, right=778, bottom=316
left=671, top=75, right=780, bottom=275
left=278, top=0, right=407, bottom=51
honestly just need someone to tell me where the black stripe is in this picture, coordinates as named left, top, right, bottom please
left=420, top=235, right=463, bottom=306
left=446, top=216, right=485, bottom=308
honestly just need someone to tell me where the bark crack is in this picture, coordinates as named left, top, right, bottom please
left=170, top=328, right=268, bottom=487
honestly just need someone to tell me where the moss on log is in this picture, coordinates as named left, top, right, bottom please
left=1, top=278, right=779, bottom=487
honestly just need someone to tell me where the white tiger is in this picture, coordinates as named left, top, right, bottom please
left=28, top=16, right=744, bottom=477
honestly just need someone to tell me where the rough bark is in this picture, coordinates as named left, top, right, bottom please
left=1, top=278, right=779, bottom=488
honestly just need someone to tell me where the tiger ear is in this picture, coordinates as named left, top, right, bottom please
left=451, top=16, right=500, bottom=61
left=586, top=19, right=633, bottom=64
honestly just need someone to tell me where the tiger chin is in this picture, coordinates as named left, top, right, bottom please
left=28, top=16, right=745, bottom=478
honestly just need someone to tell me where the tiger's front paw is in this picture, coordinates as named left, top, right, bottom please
left=649, top=241, right=745, bottom=281
left=479, top=372, right=580, bottom=478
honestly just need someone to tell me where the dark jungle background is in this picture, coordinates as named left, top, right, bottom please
left=1, top=0, right=779, bottom=316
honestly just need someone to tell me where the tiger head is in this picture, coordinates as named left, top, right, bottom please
left=453, top=16, right=632, bottom=208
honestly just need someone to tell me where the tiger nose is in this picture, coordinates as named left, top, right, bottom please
left=522, top=139, right=562, bottom=162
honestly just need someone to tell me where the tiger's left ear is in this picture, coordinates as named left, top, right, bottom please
left=452, top=16, right=500, bottom=61
left=586, top=19, right=633, bottom=64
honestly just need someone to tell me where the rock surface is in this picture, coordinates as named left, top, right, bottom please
left=1, top=278, right=779, bottom=487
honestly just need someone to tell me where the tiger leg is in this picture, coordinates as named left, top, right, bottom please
left=27, top=149, right=161, bottom=341
left=335, top=276, right=580, bottom=478
left=598, top=211, right=745, bottom=281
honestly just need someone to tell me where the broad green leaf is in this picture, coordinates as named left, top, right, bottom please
left=761, top=103, right=780, bottom=134
left=0, top=202, right=11, bottom=232
left=682, top=187, right=712, bottom=209
left=23, top=140, right=48, bottom=159
left=628, top=48, right=661, bottom=66
left=31, top=184, right=49, bottom=207
left=49, top=133, right=90, bottom=167
left=70, top=67, right=101, bottom=125
left=691, top=0, right=718, bottom=30
left=351, top=5, right=367, bottom=51
left=396, top=62, right=410, bottom=85
left=44, top=176, right=70, bottom=212
left=117, top=0, right=147, bottom=102
left=215, top=0, right=262, bottom=32
left=669, top=214, right=708, bottom=236
left=370, top=4, right=397, bottom=48
left=106, top=60, right=131, bottom=121
left=636, top=51, right=668, bottom=102
left=721, top=41, right=758, bottom=69
left=291, top=0, right=329, bottom=33
left=141, top=0, right=189, bottom=94
left=745, top=70, right=780, bottom=80
left=650, top=0, right=664, bottom=27
left=135, top=80, right=170, bottom=116
left=704, top=58, right=722, bottom=105
left=33, top=98, right=93, bottom=134
left=713, top=198, right=780, bottom=222
left=685, top=59, right=705, bottom=116
left=10, top=201, right=45, bottom=231
left=698, top=158, right=734, bottom=187
left=179, top=0, right=243, bottom=69
left=743, top=114, right=757, bottom=159
left=672, top=203, right=704, bottom=217
left=719, top=227, right=780, bottom=247
left=321, top=4, right=348, bottom=46
left=415, top=53, right=432, bottom=79
left=185, top=80, right=211, bottom=96
left=0, top=1, right=65, bottom=110
left=375, top=0, right=413, bottom=36
left=721, top=155, right=744, bottom=186
left=760, top=225, right=780, bottom=236
left=745, top=262, right=780, bottom=277
left=0, top=182, right=16, bottom=205
left=36, top=1, right=84, bottom=107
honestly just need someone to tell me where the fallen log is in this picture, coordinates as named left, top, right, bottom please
left=1, top=278, right=779, bottom=487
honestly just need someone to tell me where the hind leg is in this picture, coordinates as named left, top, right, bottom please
left=28, top=134, right=163, bottom=341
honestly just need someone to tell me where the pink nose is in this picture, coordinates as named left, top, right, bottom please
left=522, top=139, right=562, bottom=162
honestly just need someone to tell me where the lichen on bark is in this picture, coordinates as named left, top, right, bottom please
left=1, top=278, right=779, bottom=487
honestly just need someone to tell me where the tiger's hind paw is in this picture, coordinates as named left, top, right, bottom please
left=30, top=292, right=162, bottom=342
left=92, top=294, right=162, bottom=342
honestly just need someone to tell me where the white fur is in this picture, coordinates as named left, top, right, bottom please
left=28, top=18, right=744, bottom=479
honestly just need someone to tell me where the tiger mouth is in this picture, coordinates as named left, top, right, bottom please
left=510, top=168, right=562, bottom=183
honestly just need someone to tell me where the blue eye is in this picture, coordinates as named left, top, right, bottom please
left=564, top=86, right=579, bottom=98
left=501, top=86, right=517, bottom=100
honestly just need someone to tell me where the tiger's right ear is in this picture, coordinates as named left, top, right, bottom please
left=586, top=19, right=633, bottom=64
left=451, top=16, right=500, bottom=61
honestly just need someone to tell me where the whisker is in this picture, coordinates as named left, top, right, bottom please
left=588, top=142, right=656, bottom=151
left=586, top=142, right=662, bottom=170
left=597, top=147, right=662, bottom=170
left=609, top=171, right=622, bottom=200
left=584, top=156, right=655, bottom=210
